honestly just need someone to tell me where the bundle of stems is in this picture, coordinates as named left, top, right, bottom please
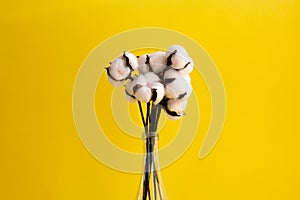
left=138, top=101, right=163, bottom=200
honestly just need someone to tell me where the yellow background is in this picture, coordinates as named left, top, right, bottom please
left=1, top=0, right=299, bottom=199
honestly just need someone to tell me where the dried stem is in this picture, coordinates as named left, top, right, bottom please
left=139, top=101, right=163, bottom=200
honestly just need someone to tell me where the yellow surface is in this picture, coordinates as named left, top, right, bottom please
left=0, top=0, right=299, bottom=199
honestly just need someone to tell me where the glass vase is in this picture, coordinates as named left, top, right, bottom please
left=138, top=133, right=167, bottom=200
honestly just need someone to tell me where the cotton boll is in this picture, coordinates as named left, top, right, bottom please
left=122, top=51, right=139, bottom=70
left=151, top=83, right=164, bottom=105
left=169, top=53, right=192, bottom=70
left=176, top=58, right=194, bottom=75
left=106, top=58, right=131, bottom=87
left=149, top=51, right=167, bottom=73
left=125, top=79, right=137, bottom=102
left=108, top=58, right=131, bottom=80
left=144, top=72, right=164, bottom=104
left=166, top=45, right=188, bottom=68
left=137, top=54, right=149, bottom=66
left=164, top=68, right=192, bottom=100
left=164, top=69, right=185, bottom=99
left=144, top=72, right=161, bottom=84
left=165, top=76, right=192, bottom=101
left=166, top=45, right=189, bottom=58
left=168, top=99, right=185, bottom=114
left=164, top=98, right=185, bottom=120
left=135, top=86, right=152, bottom=103
left=166, top=45, right=193, bottom=72
left=137, top=54, right=150, bottom=74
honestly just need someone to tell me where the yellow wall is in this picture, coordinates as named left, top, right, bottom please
left=0, top=0, right=299, bottom=199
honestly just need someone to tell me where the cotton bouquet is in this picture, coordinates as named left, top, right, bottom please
left=105, top=45, right=194, bottom=200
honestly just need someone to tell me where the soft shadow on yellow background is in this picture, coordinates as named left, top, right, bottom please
left=0, top=0, right=299, bottom=199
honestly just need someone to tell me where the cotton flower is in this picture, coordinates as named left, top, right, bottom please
left=166, top=44, right=194, bottom=75
left=130, top=74, right=152, bottom=103
left=125, top=75, right=148, bottom=103
left=162, top=98, right=187, bottom=120
left=122, top=51, right=139, bottom=70
left=164, top=77, right=192, bottom=101
left=125, top=77, right=137, bottom=102
left=129, top=73, right=165, bottom=104
left=148, top=51, right=167, bottom=74
left=135, top=86, right=152, bottom=103
left=106, top=58, right=130, bottom=86
left=164, top=69, right=192, bottom=101
left=143, top=72, right=164, bottom=104
left=137, top=54, right=150, bottom=74
left=150, top=82, right=164, bottom=105
left=166, top=44, right=189, bottom=58
left=176, top=61, right=193, bottom=75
